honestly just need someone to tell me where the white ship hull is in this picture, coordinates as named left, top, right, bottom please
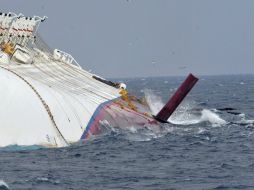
left=0, top=56, right=121, bottom=147
left=0, top=12, right=198, bottom=148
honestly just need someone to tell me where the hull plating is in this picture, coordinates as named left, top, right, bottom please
left=0, top=61, right=123, bottom=147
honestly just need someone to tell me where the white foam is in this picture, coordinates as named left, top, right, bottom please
left=128, top=126, right=138, bottom=133
left=144, top=89, right=164, bottom=115
left=236, top=113, right=254, bottom=126
left=168, top=102, right=201, bottom=125
left=200, top=109, right=227, bottom=126
left=0, top=180, right=9, bottom=189
left=144, top=89, right=226, bottom=126
left=36, top=177, right=49, bottom=182
left=242, top=120, right=254, bottom=124
left=170, top=109, right=227, bottom=126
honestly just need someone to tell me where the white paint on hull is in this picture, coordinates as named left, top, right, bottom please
left=0, top=60, right=120, bottom=147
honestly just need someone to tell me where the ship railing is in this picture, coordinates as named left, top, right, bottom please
left=53, top=49, right=82, bottom=69
left=0, top=12, right=47, bottom=47
left=0, top=12, right=23, bottom=43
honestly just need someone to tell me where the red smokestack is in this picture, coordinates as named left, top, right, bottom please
left=154, top=73, right=198, bottom=123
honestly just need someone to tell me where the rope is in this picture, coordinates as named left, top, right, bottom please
left=0, top=65, right=69, bottom=146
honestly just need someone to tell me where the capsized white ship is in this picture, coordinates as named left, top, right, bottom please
left=0, top=12, right=198, bottom=148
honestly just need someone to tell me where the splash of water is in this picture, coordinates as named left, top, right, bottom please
left=235, top=113, right=254, bottom=127
left=144, top=89, right=163, bottom=115
left=0, top=180, right=9, bottom=190
left=99, top=118, right=164, bottom=142
left=144, top=89, right=226, bottom=126
left=200, top=109, right=227, bottom=126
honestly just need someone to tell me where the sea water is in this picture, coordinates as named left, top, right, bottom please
left=0, top=75, right=254, bottom=190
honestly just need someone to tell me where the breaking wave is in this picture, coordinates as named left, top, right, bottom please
left=99, top=119, right=164, bottom=142
left=234, top=113, right=254, bottom=127
left=0, top=180, right=9, bottom=190
left=144, top=89, right=227, bottom=127
left=169, top=109, right=227, bottom=127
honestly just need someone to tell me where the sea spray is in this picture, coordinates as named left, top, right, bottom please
left=144, top=89, right=226, bottom=126
left=0, top=180, right=9, bottom=190
left=144, top=89, right=163, bottom=115
left=200, top=109, right=227, bottom=126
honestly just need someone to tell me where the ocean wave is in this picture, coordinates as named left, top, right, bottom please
left=0, top=180, right=9, bottom=190
left=144, top=89, right=226, bottom=126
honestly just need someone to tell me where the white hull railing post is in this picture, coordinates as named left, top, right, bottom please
left=33, top=16, right=47, bottom=35
left=5, top=12, right=23, bottom=43
left=0, top=13, right=14, bottom=43
left=0, top=12, right=47, bottom=47
left=31, top=16, right=47, bottom=45
left=0, top=12, right=6, bottom=43
left=20, top=15, right=47, bottom=47
left=10, top=14, right=24, bottom=44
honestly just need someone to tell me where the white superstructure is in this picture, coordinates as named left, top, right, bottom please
left=0, top=12, right=122, bottom=147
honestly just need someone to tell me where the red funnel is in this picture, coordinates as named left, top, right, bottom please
left=154, top=73, right=198, bottom=123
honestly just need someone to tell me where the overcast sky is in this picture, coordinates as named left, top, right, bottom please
left=2, top=0, right=254, bottom=78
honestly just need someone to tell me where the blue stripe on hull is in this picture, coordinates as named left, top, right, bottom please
left=80, top=99, right=114, bottom=140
